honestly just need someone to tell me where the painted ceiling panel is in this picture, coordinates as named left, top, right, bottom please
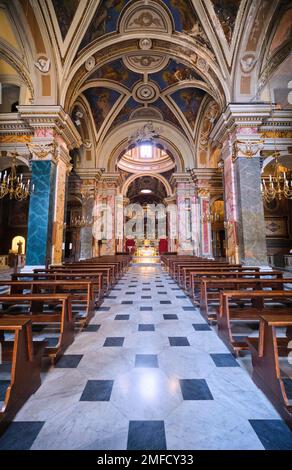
left=153, top=98, right=185, bottom=132
left=79, top=0, right=131, bottom=52
left=83, top=87, right=121, bottom=133
left=170, top=88, right=206, bottom=130
left=151, top=59, right=203, bottom=90
left=87, top=59, right=141, bottom=90
left=110, top=97, right=141, bottom=130
left=163, top=0, right=212, bottom=48
left=52, top=0, right=80, bottom=40
left=211, top=0, right=242, bottom=44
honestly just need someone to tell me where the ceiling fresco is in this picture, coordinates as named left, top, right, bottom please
left=52, top=0, right=80, bottom=39
left=87, top=59, right=141, bottom=90
left=110, top=97, right=141, bottom=130
left=83, top=87, right=121, bottom=133
left=77, top=0, right=212, bottom=54
left=78, top=0, right=131, bottom=52
left=210, top=0, right=242, bottom=44
left=152, top=98, right=185, bottom=131
left=170, top=88, right=206, bottom=130
left=150, top=59, right=203, bottom=90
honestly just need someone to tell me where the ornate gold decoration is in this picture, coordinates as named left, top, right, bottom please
left=0, top=135, right=32, bottom=143
left=260, top=130, right=292, bottom=139
left=0, top=154, right=34, bottom=200
left=26, top=142, right=57, bottom=160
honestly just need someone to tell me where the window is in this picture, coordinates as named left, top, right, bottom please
left=139, top=144, right=153, bottom=159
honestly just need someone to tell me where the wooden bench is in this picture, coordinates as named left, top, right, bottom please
left=200, top=277, right=288, bottom=322
left=0, top=294, right=74, bottom=363
left=218, top=290, right=292, bottom=355
left=0, top=280, right=96, bottom=327
left=12, top=272, right=103, bottom=302
left=247, top=314, right=292, bottom=429
left=0, top=319, right=45, bottom=434
left=188, top=269, right=278, bottom=299
left=34, top=268, right=112, bottom=292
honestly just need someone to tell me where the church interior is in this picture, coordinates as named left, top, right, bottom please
left=0, top=0, right=292, bottom=453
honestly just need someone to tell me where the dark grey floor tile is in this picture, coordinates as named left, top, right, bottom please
left=121, top=301, right=133, bottom=305
left=193, top=323, right=212, bottom=331
left=169, top=337, right=190, bottom=346
left=98, top=306, right=111, bottom=312
left=142, top=288, right=151, bottom=291
left=125, top=292, right=135, bottom=295
left=180, top=379, right=214, bottom=401
left=80, top=380, right=114, bottom=401
left=135, top=354, right=158, bottom=368
left=0, top=380, right=10, bottom=401
left=115, top=314, right=130, bottom=320
left=182, top=306, right=196, bottom=311
left=163, top=314, right=178, bottom=320
left=158, top=292, right=167, bottom=295
left=112, top=288, right=122, bottom=291
left=156, top=285, right=164, bottom=288
left=83, top=324, right=101, bottom=332
left=55, top=354, right=83, bottom=368
left=105, top=296, right=117, bottom=299
left=176, top=295, right=187, bottom=299
left=283, top=378, right=292, bottom=399
left=141, top=296, right=151, bottom=299
left=249, top=420, right=292, bottom=450
left=160, top=300, right=171, bottom=304
left=171, top=288, right=180, bottom=291
left=128, top=285, right=137, bottom=288
left=140, top=306, right=153, bottom=311
left=103, top=337, right=124, bottom=347
left=210, top=353, right=239, bottom=367
left=127, top=421, right=166, bottom=450
left=142, top=283, right=150, bottom=285
left=138, top=324, right=155, bottom=331
left=0, top=421, right=45, bottom=450
left=43, top=337, right=59, bottom=347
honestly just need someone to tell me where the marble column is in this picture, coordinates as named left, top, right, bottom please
left=234, top=156, right=267, bottom=265
left=199, top=193, right=212, bottom=257
left=80, top=197, right=94, bottom=260
left=26, top=160, right=56, bottom=266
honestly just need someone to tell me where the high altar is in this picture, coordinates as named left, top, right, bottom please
left=136, top=239, right=157, bottom=257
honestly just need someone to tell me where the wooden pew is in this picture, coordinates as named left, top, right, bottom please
left=11, top=272, right=103, bottom=302
left=218, top=291, right=292, bottom=355
left=188, top=269, right=277, bottom=299
left=34, top=268, right=112, bottom=292
left=199, top=276, right=287, bottom=322
left=0, top=319, right=45, bottom=434
left=0, top=294, right=74, bottom=363
left=247, top=314, right=292, bottom=429
left=0, top=280, right=96, bottom=327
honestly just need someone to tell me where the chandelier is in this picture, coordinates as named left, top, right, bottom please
left=0, top=156, right=34, bottom=200
left=261, top=157, right=292, bottom=202
left=70, top=215, right=93, bottom=228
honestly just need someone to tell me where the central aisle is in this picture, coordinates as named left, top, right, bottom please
left=1, top=265, right=291, bottom=450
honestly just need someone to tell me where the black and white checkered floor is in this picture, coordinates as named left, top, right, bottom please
left=1, top=265, right=292, bottom=450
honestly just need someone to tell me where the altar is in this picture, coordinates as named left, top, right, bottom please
left=133, top=240, right=159, bottom=264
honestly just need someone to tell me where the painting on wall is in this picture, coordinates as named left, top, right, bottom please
left=211, top=0, right=242, bottom=44
left=265, top=217, right=289, bottom=238
left=170, top=88, right=206, bottom=130
left=52, top=0, right=80, bottom=39
left=163, top=0, right=211, bottom=48
left=88, top=59, right=140, bottom=90
left=79, top=0, right=131, bottom=51
left=8, top=200, right=29, bottom=227
left=83, top=87, right=121, bottom=133
left=151, top=59, right=202, bottom=90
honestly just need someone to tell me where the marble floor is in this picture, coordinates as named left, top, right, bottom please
left=1, top=264, right=292, bottom=450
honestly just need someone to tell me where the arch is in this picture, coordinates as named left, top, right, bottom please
left=11, top=235, right=26, bottom=254
left=98, top=119, right=195, bottom=171
left=122, top=172, right=173, bottom=198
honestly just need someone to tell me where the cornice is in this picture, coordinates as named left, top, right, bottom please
left=210, top=103, right=273, bottom=144
left=17, top=105, right=82, bottom=149
left=0, top=113, right=33, bottom=135
left=170, top=172, right=193, bottom=186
